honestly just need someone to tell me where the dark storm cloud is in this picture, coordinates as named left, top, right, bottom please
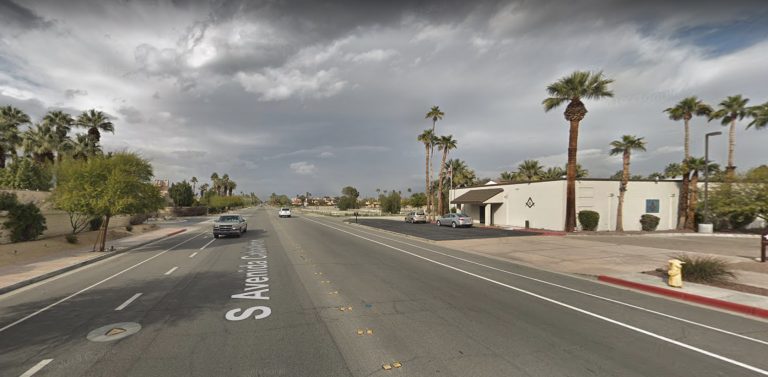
left=64, top=89, right=87, bottom=99
left=0, top=0, right=52, bottom=31
left=117, top=106, right=144, bottom=124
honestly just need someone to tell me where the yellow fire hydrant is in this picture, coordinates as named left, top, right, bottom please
left=668, top=259, right=685, bottom=288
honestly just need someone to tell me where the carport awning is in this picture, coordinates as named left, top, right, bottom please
left=450, top=188, right=503, bottom=204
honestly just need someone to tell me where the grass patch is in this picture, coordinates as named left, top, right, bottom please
left=674, top=254, right=735, bottom=284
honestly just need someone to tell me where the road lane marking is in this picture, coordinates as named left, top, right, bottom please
left=323, top=218, right=768, bottom=347
left=164, top=266, right=179, bottom=275
left=200, top=239, right=215, bottom=250
left=115, top=293, right=143, bottom=311
left=303, top=217, right=768, bottom=375
left=0, top=232, right=206, bottom=334
left=189, top=252, right=199, bottom=258
left=19, top=359, right=53, bottom=377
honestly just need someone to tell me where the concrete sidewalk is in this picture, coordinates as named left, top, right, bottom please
left=0, top=227, right=186, bottom=295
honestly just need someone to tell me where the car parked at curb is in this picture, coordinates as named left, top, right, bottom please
left=405, top=211, right=427, bottom=224
left=278, top=207, right=292, bottom=218
left=436, top=213, right=473, bottom=228
left=213, top=214, right=247, bottom=238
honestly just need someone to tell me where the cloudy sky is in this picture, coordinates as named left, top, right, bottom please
left=2, top=0, right=767, bottom=198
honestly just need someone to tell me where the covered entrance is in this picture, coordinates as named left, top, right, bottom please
left=450, top=188, right=504, bottom=225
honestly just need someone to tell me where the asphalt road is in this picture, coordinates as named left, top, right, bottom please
left=355, top=218, right=539, bottom=240
left=2, top=207, right=768, bottom=376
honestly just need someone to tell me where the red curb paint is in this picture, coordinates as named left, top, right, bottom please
left=598, top=275, right=768, bottom=319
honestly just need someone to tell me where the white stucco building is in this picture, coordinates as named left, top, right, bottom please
left=450, top=179, right=683, bottom=231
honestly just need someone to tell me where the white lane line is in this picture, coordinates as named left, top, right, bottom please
left=189, top=251, right=199, bottom=258
left=0, top=232, right=206, bottom=334
left=200, top=238, right=215, bottom=250
left=303, top=217, right=768, bottom=375
left=333, top=220, right=768, bottom=347
left=115, top=293, right=143, bottom=311
left=19, top=359, right=53, bottom=377
left=164, top=266, right=179, bottom=275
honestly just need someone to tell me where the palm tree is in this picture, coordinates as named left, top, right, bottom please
left=221, top=174, right=230, bottom=196
left=199, top=183, right=210, bottom=197
left=685, top=157, right=720, bottom=229
left=22, top=123, right=57, bottom=164
left=190, top=176, right=198, bottom=195
left=543, top=71, right=614, bottom=231
left=664, top=162, right=683, bottom=179
left=0, top=106, right=30, bottom=168
left=708, top=95, right=750, bottom=179
left=499, top=171, right=517, bottom=181
left=541, top=166, right=565, bottom=180
left=210, top=172, right=220, bottom=195
left=436, top=135, right=457, bottom=215
left=418, top=129, right=436, bottom=218
left=228, top=180, right=237, bottom=196
left=516, top=160, right=545, bottom=182
left=447, top=159, right=477, bottom=188
left=71, top=133, right=99, bottom=160
left=425, top=106, right=444, bottom=220
left=565, top=163, right=589, bottom=179
left=609, top=135, right=647, bottom=231
left=647, top=172, right=665, bottom=180
left=748, top=102, right=768, bottom=130
left=663, top=98, right=712, bottom=231
left=76, top=109, right=114, bottom=153
left=43, top=110, right=75, bottom=140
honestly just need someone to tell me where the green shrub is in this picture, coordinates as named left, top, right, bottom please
left=728, top=211, right=756, bottom=230
left=65, top=234, right=78, bottom=244
left=674, top=254, right=735, bottom=284
left=89, top=217, right=103, bottom=231
left=129, top=213, right=152, bottom=225
left=0, top=191, right=19, bottom=210
left=640, top=214, right=660, bottom=231
left=125, top=225, right=133, bottom=232
left=578, top=210, right=600, bottom=231
left=0, top=159, right=52, bottom=190
left=4, top=202, right=47, bottom=242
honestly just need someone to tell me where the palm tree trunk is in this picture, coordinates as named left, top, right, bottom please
left=684, top=118, right=690, bottom=162
left=616, top=151, right=630, bottom=232
left=424, top=145, right=430, bottom=217
left=437, top=148, right=448, bottom=216
left=687, top=173, right=699, bottom=229
left=677, top=172, right=689, bottom=230
left=726, top=119, right=736, bottom=179
left=429, top=119, right=436, bottom=221
left=565, top=119, right=579, bottom=232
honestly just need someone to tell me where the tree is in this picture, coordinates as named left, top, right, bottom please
left=54, top=153, right=164, bottom=251
left=710, top=166, right=768, bottom=225
left=22, top=123, right=57, bottom=164
left=748, top=102, right=768, bottom=130
left=417, top=129, right=436, bottom=217
left=425, top=106, right=444, bottom=221
left=190, top=176, right=198, bottom=195
left=499, top=171, right=517, bottom=181
left=0, top=192, right=47, bottom=242
left=76, top=110, right=114, bottom=154
left=409, top=192, right=427, bottom=207
left=541, top=166, right=565, bottom=180
left=647, top=172, right=665, bottom=180
left=609, top=135, right=647, bottom=231
left=379, top=190, right=402, bottom=214
left=708, top=95, right=750, bottom=179
left=70, top=133, right=99, bottom=160
left=664, top=163, right=683, bottom=179
left=543, top=70, right=614, bottom=231
left=0, top=106, right=30, bottom=168
left=446, top=159, right=476, bottom=188
left=169, top=180, right=195, bottom=207
left=338, top=186, right=360, bottom=210
left=210, top=172, right=220, bottom=195
left=565, top=163, right=589, bottom=179
left=436, top=135, right=457, bottom=215
left=199, top=182, right=210, bottom=197
left=0, top=158, right=52, bottom=190
left=685, top=157, right=719, bottom=229
left=517, top=160, right=545, bottom=182
left=609, top=170, right=623, bottom=180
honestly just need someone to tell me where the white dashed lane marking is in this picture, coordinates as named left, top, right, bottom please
left=164, top=267, right=179, bottom=276
left=115, top=293, right=143, bottom=311
left=19, top=359, right=53, bottom=377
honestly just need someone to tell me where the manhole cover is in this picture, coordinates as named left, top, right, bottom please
left=87, top=322, right=141, bottom=342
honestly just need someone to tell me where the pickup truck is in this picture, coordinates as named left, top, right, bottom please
left=213, top=214, right=247, bottom=238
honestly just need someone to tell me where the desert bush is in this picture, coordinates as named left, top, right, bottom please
left=65, top=234, right=78, bottom=244
left=578, top=210, right=600, bottom=231
left=129, top=213, right=152, bottom=225
left=674, top=254, right=735, bottom=284
left=640, top=214, right=660, bottom=231
left=4, top=202, right=47, bottom=242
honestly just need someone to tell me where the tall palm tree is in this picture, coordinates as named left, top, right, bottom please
left=417, top=129, right=436, bottom=217
left=609, top=135, right=647, bottom=231
left=685, top=157, right=720, bottom=229
left=516, top=160, right=545, bottom=182
left=70, top=133, right=99, bottom=160
left=564, top=163, right=589, bottom=179
left=436, top=135, right=457, bottom=215
left=76, top=109, right=114, bottom=154
left=499, top=171, right=517, bottom=181
left=22, top=123, right=57, bottom=164
left=748, top=102, right=768, bottom=130
left=199, top=183, right=210, bottom=197
left=0, top=106, right=30, bottom=168
left=708, top=95, right=750, bottom=179
left=664, top=162, right=683, bottom=179
left=221, top=174, right=230, bottom=196
left=446, top=159, right=476, bottom=188
left=210, top=172, right=220, bottom=195
left=228, top=180, right=237, bottom=196
left=664, top=96, right=712, bottom=230
left=425, top=106, right=444, bottom=220
left=190, top=176, right=198, bottom=195
left=542, top=166, right=565, bottom=180
left=543, top=71, right=614, bottom=231
left=43, top=110, right=75, bottom=140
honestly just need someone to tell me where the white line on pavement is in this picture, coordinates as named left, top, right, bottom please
left=200, top=239, right=215, bottom=250
left=334, top=220, right=768, bottom=347
left=0, top=231, right=206, bottom=334
left=115, top=293, right=143, bottom=311
left=189, top=252, right=199, bottom=258
left=19, top=359, right=53, bottom=377
left=303, top=217, right=768, bottom=376
left=164, top=266, right=179, bottom=275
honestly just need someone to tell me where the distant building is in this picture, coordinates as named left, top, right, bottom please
left=154, top=179, right=170, bottom=197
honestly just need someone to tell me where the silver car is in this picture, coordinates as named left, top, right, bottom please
left=405, top=211, right=427, bottom=224
left=436, top=213, right=473, bottom=228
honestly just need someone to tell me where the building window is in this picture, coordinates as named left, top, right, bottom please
left=646, top=199, right=660, bottom=214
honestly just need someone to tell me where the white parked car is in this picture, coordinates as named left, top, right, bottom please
left=436, top=213, right=473, bottom=228
left=278, top=207, right=292, bottom=218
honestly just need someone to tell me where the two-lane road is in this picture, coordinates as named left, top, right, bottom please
left=2, top=207, right=768, bottom=376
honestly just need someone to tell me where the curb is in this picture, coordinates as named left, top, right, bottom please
left=0, top=228, right=187, bottom=296
left=598, top=275, right=768, bottom=319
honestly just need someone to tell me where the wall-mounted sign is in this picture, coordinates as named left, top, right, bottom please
left=526, top=197, right=535, bottom=208
left=646, top=199, right=660, bottom=214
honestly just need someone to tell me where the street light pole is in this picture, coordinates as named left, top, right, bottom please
left=704, top=131, right=722, bottom=224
